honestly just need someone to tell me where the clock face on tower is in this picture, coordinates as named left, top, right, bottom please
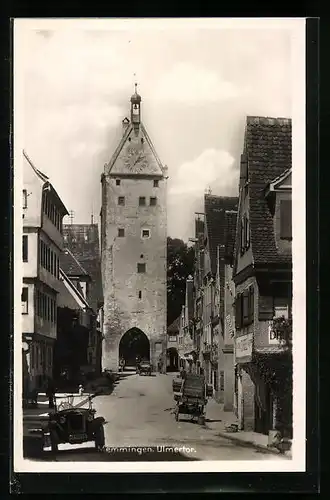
left=124, top=146, right=148, bottom=172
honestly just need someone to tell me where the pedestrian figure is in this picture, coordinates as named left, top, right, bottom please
left=180, top=367, right=187, bottom=380
left=45, top=376, right=55, bottom=409
left=119, top=357, right=125, bottom=372
left=78, top=384, right=84, bottom=396
left=135, top=355, right=141, bottom=369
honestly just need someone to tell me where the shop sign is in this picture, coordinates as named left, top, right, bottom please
left=235, top=333, right=253, bottom=362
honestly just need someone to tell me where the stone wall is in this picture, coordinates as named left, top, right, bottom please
left=101, top=174, right=167, bottom=371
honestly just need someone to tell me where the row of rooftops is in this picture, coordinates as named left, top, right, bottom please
left=201, top=115, right=292, bottom=271
left=61, top=225, right=103, bottom=312
left=168, top=115, right=292, bottom=333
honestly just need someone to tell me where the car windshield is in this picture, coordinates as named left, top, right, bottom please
left=55, top=394, right=91, bottom=410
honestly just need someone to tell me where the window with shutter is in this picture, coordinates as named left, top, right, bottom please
left=280, top=199, right=292, bottom=240
left=23, top=189, right=28, bottom=209
left=21, top=287, right=28, bottom=314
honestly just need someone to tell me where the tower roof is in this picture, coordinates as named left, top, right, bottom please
left=130, top=83, right=141, bottom=104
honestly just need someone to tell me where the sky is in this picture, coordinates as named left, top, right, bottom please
left=17, top=19, right=297, bottom=242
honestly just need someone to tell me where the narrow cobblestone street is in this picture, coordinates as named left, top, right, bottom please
left=27, top=373, right=287, bottom=462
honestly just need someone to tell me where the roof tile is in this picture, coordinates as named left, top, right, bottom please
left=245, top=116, right=292, bottom=265
left=63, top=224, right=103, bottom=311
left=204, top=195, right=238, bottom=275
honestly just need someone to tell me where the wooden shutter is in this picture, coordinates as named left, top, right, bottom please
left=280, top=199, right=292, bottom=239
left=22, top=235, right=28, bottom=262
left=246, top=217, right=250, bottom=249
left=249, top=286, right=254, bottom=323
left=243, top=290, right=249, bottom=325
left=240, top=219, right=245, bottom=255
left=258, top=294, right=274, bottom=321
left=235, top=294, right=242, bottom=329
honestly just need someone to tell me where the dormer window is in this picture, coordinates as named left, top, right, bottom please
left=280, top=199, right=292, bottom=240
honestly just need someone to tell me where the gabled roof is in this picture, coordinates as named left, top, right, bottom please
left=61, top=247, right=89, bottom=277
left=23, top=150, right=49, bottom=183
left=63, top=224, right=103, bottom=310
left=204, top=195, right=239, bottom=275
left=244, top=116, right=292, bottom=265
left=224, top=210, right=238, bottom=261
left=59, top=269, right=91, bottom=310
left=23, top=150, right=69, bottom=216
left=167, top=316, right=180, bottom=334
left=105, top=122, right=165, bottom=177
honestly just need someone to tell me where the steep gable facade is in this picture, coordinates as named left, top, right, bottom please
left=233, top=116, right=293, bottom=436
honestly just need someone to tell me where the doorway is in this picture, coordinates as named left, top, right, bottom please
left=119, top=328, right=150, bottom=368
left=166, top=348, right=179, bottom=372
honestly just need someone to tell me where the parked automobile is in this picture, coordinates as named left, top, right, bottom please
left=37, top=394, right=106, bottom=453
left=137, top=361, right=152, bottom=376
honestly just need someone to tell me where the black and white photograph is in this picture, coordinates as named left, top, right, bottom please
left=14, top=18, right=306, bottom=473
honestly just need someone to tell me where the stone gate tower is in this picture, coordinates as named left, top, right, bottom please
left=100, top=87, right=167, bottom=372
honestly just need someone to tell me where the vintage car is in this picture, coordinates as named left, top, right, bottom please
left=137, top=361, right=152, bottom=376
left=39, top=394, right=106, bottom=453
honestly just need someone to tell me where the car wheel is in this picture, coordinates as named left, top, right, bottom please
left=95, top=425, right=105, bottom=450
left=50, top=431, right=58, bottom=453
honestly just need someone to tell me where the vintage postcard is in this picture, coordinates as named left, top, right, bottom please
left=13, top=17, right=306, bottom=474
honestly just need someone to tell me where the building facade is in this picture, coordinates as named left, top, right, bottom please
left=100, top=88, right=167, bottom=372
left=191, top=214, right=205, bottom=376
left=233, top=116, right=292, bottom=438
left=198, top=195, right=238, bottom=397
left=62, top=224, right=104, bottom=376
left=166, top=316, right=180, bottom=372
left=22, top=150, right=68, bottom=393
left=178, top=276, right=196, bottom=372
left=54, top=266, right=94, bottom=388
left=222, top=210, right=238, bottom=412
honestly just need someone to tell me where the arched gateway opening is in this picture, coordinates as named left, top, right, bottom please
left=119, top=328, right=150, bottom=369
left=166, top=347, right=179, bottom=372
